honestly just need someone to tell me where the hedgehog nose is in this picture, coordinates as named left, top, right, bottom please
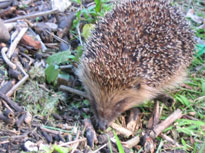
left=97, top=119, right=108, bottom=130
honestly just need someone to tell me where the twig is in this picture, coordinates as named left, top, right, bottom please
left=7, top=26, right=28, bottom=58
left=111, top=123, right=133, bottom=137
left=0, top=113, right=9, bottom=123
left=16, top=112, right=26, bottom=128
left=40, top=126, right=60, bottom=135
left=0, top=140, right=9, bottom=145
left=0, top=92, right=23, bottom=112
left=153, top=101, right=160, bottom=127
left=77, top=23, right=83, bottom=46
left=1, top=47, right=16, bottom=69
left=122, top=135, right=140, bottom=148
left=150, top=109, right=183, bottom=138
left=71, top=130, right=80, bottom=153
left=4, top=9, right=58, bottom=23
left=0, top=100, right=14, bottom=113
left=19, top=52, right=34, bottom=66
left=160, top=133, right=181, bottom=147
left=127, top=108, right=141, bottom=132
left=59, top=85, right=88, bottom=98
left=59, top=138, right=86, bottom=147
left=3, top=108, right=14, bottom=119
left=59, top=65, right=73, bottom=70
left=41, top=130, right=53, bottom=144
left=91, top=143, right=107, bottom=153
left=6, top=64, right=29, bottom=97
left=45, top=30, right=70, bottom=45
left=0, top=80, right=16, bottom=94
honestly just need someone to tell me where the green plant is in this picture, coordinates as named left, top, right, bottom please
left=113, top=131, right=125, bottom=153
left=71, top=0, right=112, bottom=39
left=45, top=50, right=74, bottom=84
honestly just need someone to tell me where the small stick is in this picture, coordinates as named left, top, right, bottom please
left=70, top=131, right=80, bottom=153
left=7, top=27, right=28, bottom=58
left=1, top=47, right=16, bottom=69
left=147, top=101, right=160, bottom=129
left=59, top=138, right=87, bottom=147
left=0, top=140, right=9, bottom=145
left=16, top=112, right=26, bottom=128
left=153, top=101, right=160, bottom=127
left=8, top=68, right=23, bottom=80
left=59, top=85, right=88, bottom=98
left=59, top=65, right=73, bottom=70
left=76, top=23, right=83, bottom=46
left=45, top=30, right=70, bottom=45
left=0, top=113, right=9, bottom=123
left=41, top=130, right=53, bottom=144
left=160, top=133, right=181, bottom=147
left=40, top=126, right=60, bottom=135
left=0, top=80, right=16, bottom=94
left=122, top=135, right=140, bottom=148
left=150, top=109, right=183, bottom=138
left=92, top=143, right=107, bottom=153
left=0, top=92, right=23, bottom=112
left=0, top=113, right=14, bottom=125
left=19, top=52, right=34, bottom=66
left=111, top=123, right=133, bottom=137
left=127, top=108, right=141, bottom=132
left=0, top=100, right=14, bottom=113
left=4, top=9, right=58, bottom=23
left=6, top=64, right=29, bottom=97
left=3, top=108, right=14, bottom=119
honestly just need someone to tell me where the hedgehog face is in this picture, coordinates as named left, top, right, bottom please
left=91, top=95, right=130, bottom=130
left=88, top=84, right=157, bottom=130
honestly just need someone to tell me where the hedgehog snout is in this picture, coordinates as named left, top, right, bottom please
left=97, top=118, right=109, bottom=130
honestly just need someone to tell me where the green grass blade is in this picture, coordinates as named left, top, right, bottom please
left=113, top=131, right=125, bottom=153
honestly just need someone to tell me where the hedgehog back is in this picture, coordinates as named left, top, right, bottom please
left=81, top=0, right=195, bottom=91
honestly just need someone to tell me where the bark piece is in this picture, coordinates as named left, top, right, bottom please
left=21, top=34, right=42, bottom=50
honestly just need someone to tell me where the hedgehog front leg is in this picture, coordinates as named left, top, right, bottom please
left=154, top=94, right=174, bottom=104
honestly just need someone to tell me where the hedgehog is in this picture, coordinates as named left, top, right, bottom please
left=76, top=0, right=195, bottom=130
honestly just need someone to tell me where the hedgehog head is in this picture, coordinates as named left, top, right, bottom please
left=77, top=64, right=157, bottom=130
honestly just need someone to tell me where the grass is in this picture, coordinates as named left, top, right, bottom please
left=68, top=0, right=205, bottom=152
left=168, top=56, right=205, bottom=152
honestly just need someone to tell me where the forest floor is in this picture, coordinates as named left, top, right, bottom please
left=0, top=0, right=204, bottom=153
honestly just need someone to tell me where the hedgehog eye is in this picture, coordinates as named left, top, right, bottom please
left=135, top=83, right=141, bottom=89
left=115, top=98, right=128, bottom=111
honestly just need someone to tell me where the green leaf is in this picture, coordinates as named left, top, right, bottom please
left=201, top=80, right=205, bottom=96
left=181, top=138, right=187, bottom=149
left=107, top=134, right=113, bottom=153
left=94, top=0, right=102, bottom=13
left=46, top=50, right=72, bottom=65
left=199, top=141, right=205, bottom=153
left=58, top=73, right=70, bottom=81
left=53, top=145, right=69, bottom=153
left=195, top=28, right=205, bottom=40
left=82, top=24, right=95, bottom=40
left=175, top=95, right=190, bottom=107
left=45, top=65, right=59, bottom=84
left=113, top=131, right=125, bottom=153
left=73, top=46, right=83, bottom=62
left=196, top=44, right=205, bottom=57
